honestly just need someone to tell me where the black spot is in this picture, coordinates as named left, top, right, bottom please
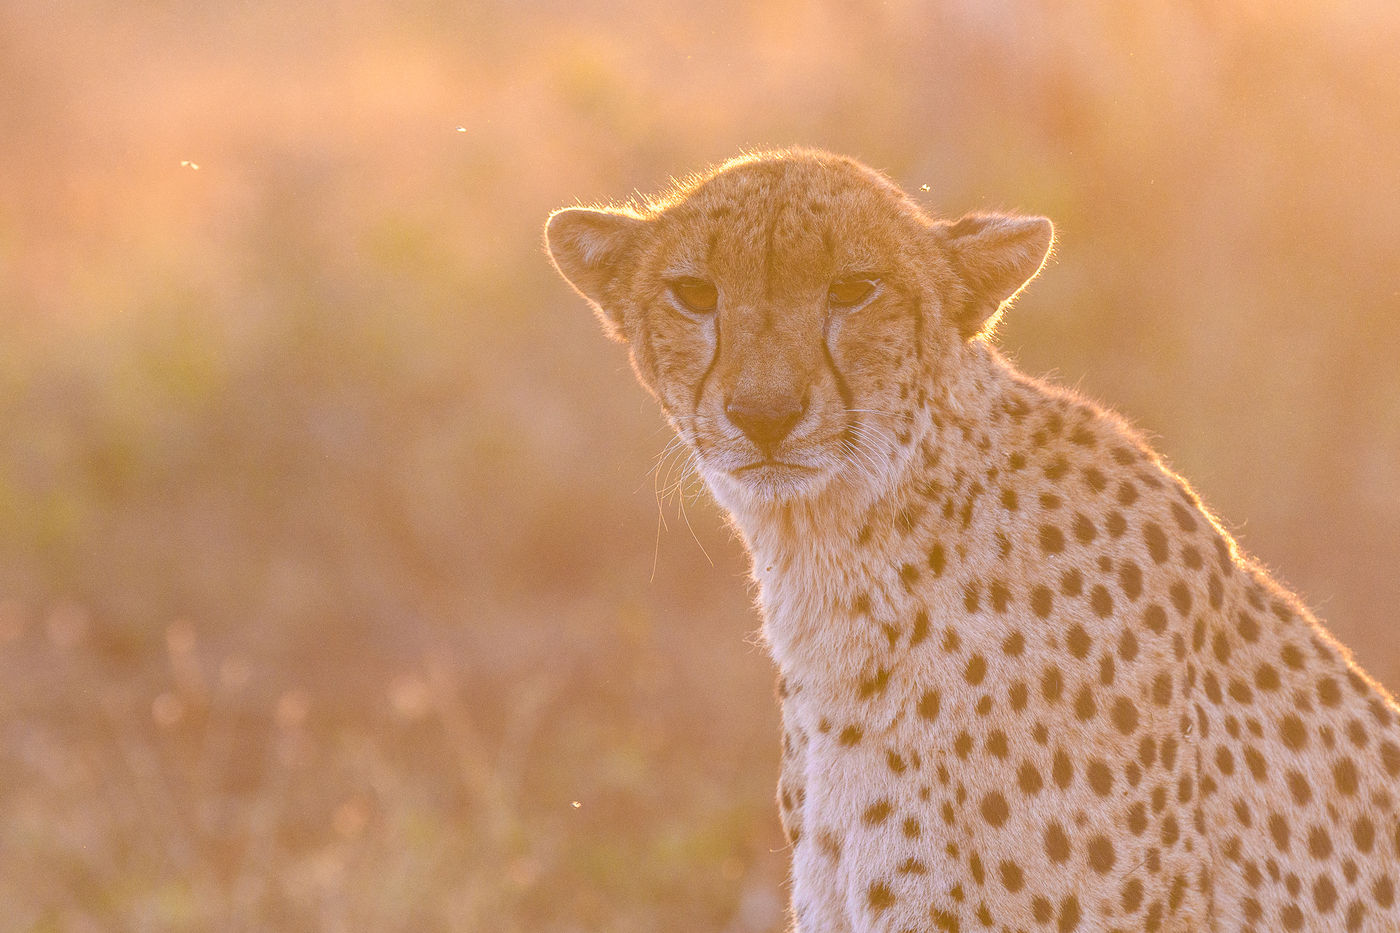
left=1122, top=878, right=1144, bottom=913
left=1118, top=561, right=1142, bottom=600
left=989, top=579, right=1011, bottom=612
left=1118, top=629, right=1139, bottom=662
left=1144, top=523, right=1169, bottom=563
left=863, top=799, right=892, bottom=825
left=1214, top=537, right=1235, bottom=573
left=1353, top=815, right=1375, bottom=853
left=1152, top=672, right=1173, bottom=706
left=1280, top=715, right=1307, bottom=750
left=1285, top=769, right=1311, bottom=805
left=1044, top=822, right=1071, bottom=862
left=1269, top=812, right=1291, bottom=852
left=1170, top=501, right=1198, bottom=532
left=1170, top=580, right=1192, bottom=616
left=1280, top=643, right=1304, bottom=669
left=1314, top=877, right=1339, bottom=915
left=1087, top=759, right=1113, bottom=795
left=1031, top=585, right=1054, bottom=618
left=1087, top=835, right=1116, bottom=873
left=1144, top=604, right=1167, bottom=634
left=981, top=791, right=1009, bottom=827
left=1208, top=573, right=1224, bottom=608
left=910, top=610, right=930, bottom=646
left=1380, top=740, right=1400, bottom=777
left=1060, top=568, right=1083, bottom=597
left=965, top=654, right=987, bottom=686
left=1075, top=685, right=1097, bottom=720
left=928, top=543, right=946, bottom=575
left=1332, top=756, right=1355, bottom=790
left=867, top=880, right=895, bottom=913
left=1213, top=629, right=1231, bottom=664
left=1111, top=697, right=1139, bottom=734
left=1309, top=825, right=1334, bottom=859
left=859, top=667, right=891, bottom=699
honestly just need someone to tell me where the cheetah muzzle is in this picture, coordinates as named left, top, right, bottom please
left=546, top=149, right=1400, bottom=933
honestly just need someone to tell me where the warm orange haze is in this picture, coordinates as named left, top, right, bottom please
left=2, top=1, right=1400, bottom=930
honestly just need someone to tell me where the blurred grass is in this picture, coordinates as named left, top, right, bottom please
left=1, top=0, right=1399, bottom=929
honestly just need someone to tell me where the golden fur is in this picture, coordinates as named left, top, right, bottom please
left=547, top=149, right=1400, bottom=932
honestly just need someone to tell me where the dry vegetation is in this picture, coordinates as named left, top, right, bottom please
left=2, top=0, right=1399, bottom=929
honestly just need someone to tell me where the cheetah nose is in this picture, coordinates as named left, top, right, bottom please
left=725, top=394, right=806, bottom=450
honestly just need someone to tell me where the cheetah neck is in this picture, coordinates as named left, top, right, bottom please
left=728, top=345, right=1020, bottom=692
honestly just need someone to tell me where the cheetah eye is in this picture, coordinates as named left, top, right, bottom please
left=669, top=278, right=719, bottom=314
left=827, top=278, right=878, bottom=309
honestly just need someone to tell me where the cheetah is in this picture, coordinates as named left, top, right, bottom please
left=545, top=149, right=1400, bottom=932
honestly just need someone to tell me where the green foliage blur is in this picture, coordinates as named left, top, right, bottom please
left=1, top=0, right=1398, bottom=929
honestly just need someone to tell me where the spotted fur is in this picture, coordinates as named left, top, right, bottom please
left=546, top=149, right=1400, bottom=932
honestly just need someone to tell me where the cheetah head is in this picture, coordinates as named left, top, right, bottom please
left=546, top=149, right=1052, bottom=511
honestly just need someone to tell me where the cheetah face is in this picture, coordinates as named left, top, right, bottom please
left=547, top=150, right=1052, bottom=508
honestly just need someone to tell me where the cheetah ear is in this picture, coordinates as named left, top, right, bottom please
left=938, top=213, right=1054, bottom=338
left=546, top=207, right=647, bottom=341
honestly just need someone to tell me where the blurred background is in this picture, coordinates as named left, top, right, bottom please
left=2, top=0, right=1398, bottom=929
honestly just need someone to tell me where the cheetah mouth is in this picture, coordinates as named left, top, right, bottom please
left=700, top=451, right=840, bottom=503
left=728, top=459, right=825, bottom=485
left=731, top=460, right=819, bottom=477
